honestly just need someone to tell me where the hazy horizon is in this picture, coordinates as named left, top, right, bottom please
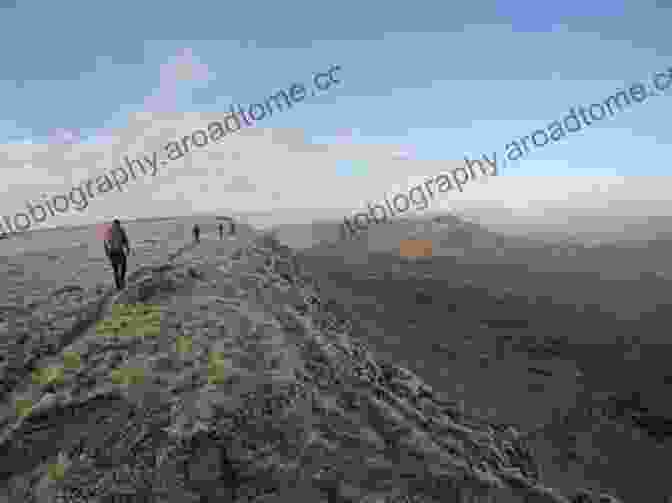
left=2, top=0, right=671, bottom=242
left=8, top=196, right=672, bottom=246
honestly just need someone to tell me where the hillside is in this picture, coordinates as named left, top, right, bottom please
left=278, top=213, right=672, bottom=322
left=287, top=216, right=672, bottom=502
left=0, top=229, right=625, bottom=502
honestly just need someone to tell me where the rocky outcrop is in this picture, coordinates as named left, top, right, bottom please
left=0, top=233, right=623, bottom=502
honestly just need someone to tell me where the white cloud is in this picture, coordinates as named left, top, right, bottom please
left=144, top=48, right=215, bottom=113
left=1, top=108, right=671, bottom=232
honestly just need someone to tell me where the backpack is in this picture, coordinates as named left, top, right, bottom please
left=108, top=226, right=126, bottom=252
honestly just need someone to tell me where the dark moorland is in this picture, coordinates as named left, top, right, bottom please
left=283, top=214, right=672, bottom=503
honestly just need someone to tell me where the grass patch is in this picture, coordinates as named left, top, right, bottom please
left=46, top=461, right=66, bottom=481
left=110, top=366, right=146, bottom=386
left=31, top=366, right=65, bottom=386
left=96, top=303, right=162, bottom=338
left=208, top=352, right=227, bottom=385
left=62, top=351, right=81, bottom=370
left=46, top=453, right=70, bottom=482
left=15, top=398, right=33, bottom=418
left=175, top=335, right=193, bottom=355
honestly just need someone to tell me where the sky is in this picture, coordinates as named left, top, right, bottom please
left=1, top=0, right=672, bottom=233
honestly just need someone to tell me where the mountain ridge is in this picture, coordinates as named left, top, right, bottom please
left=0, top=231, right=623, bottom=502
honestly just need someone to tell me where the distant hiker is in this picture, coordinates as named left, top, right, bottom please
left=229, top=219, right=236, bottom=236
left=218, top=223, right=224, bottom=240
left=193, top=224, right=200, bottom=243
left=104, top=219, right=131, bottom=291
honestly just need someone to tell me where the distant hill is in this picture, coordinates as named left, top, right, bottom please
left=275, top=217, right=672, bottom=503
left=277, top=212, right=672, bottom=330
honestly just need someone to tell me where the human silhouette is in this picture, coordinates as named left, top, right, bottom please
left=104, top=219, right=131, bottom=290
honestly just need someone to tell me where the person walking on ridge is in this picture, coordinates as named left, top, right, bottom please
left=218, top=223, right=224, bottom=240
left=104, top=219, right=131, bottom=291
left=193, top=224, right=200, bottom=243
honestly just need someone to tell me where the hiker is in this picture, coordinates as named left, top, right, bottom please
left=104, top=219, right=131, bottom=291
left=193, top=224, right=200, bottom=243
left=229, top=219, right=236, bottom=236
left=218, top=223, right=224, bottom=240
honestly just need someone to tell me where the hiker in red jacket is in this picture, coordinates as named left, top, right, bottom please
left=104, top=219, right=131, bottom=290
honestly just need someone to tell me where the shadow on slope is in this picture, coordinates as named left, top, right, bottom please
left=290, top=217, right=672, bottom=503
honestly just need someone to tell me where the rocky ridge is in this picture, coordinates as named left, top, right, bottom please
left=0, top=233, right=622, bottom=502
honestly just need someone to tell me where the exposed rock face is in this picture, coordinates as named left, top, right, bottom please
left=0, top=233, right=622, bottom=503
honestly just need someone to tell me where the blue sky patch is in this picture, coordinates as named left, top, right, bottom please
left=335, top=159, right=369, bottom=177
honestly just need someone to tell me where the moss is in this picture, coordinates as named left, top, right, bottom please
left=97, top=303, right=162, bottom=337
left=46, top=461, right=66, bottom=481
left=31, top=366, right=65, bottom=386
left=109, top=368, right=126, bottom=385
left=176, top=335, right=193, bottom=355
left=208, top=351, right=224, bottom=363
left=15, top=398, right=33, bottom=418
left=111, top=366, right=145, bottom=386
left=62, top=351, right=81, bottom=370
left=208, top=357, right=227, bottom=385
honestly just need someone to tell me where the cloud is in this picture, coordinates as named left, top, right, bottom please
left=81, top=128, right=119, bottom=146
left=391, top=145, right=416, bottom=160
left=40, top=48, right=214, bottom=152
left=143, top=48, right=214, bottom=113
left=0, top=114, right=506, bottom=225
left=4, top=105, right=669, bottom=233
left=48, top=128, right=81, bottom=145
left=171, top=48, right=212, bottom=83
left=223, top=175, right=257, bottom=193
left=334, top=128, right=355, bottom=143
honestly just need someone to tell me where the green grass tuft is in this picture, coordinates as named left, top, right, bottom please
left=97, top=303, right=162, bottom=337
left=62, top=351, right=81, bottom=370
left=31, top=366, right=65, bottom=386
left=15, top=398, right=33, bottom=418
